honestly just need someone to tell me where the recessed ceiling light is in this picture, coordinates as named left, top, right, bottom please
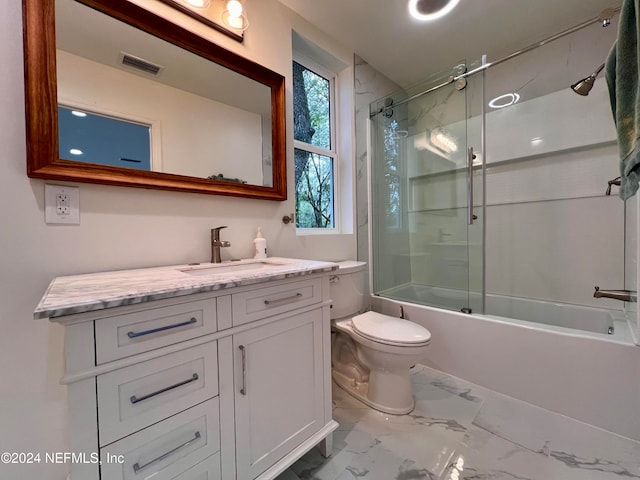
left=408, top=0, right=460, bottom=21
left=69, top=149, right=83, bottom=155
left=488, top=93, right=520, bottom=109
left=71, top=110, right=87, bottom=117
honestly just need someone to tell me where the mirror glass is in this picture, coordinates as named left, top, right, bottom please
left=56, top=0, right=271, bottom=186
left=23, top=0, right=286, bottom=200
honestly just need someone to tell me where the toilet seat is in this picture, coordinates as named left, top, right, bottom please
left=351, top=311, right=431, bottom=347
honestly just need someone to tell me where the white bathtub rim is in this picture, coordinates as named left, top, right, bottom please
left=376, top=296, right=635, bottom=346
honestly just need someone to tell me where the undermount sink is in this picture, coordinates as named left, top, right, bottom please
left=178, top=259, right=287, bottom=277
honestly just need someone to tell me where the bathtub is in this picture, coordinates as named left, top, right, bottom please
left=370, top=289, right=640, bottom=442
left=381, top=284, right=627, bottom=339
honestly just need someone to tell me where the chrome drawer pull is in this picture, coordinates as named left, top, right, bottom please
left=127, top=318, right=197, bottom=338
left=239, top=345, right=247, bottom=396
left=132, top=431, right=201, bottom=474
left=130, top=373, right=199, bottom=405
left=263, top=292, right=303, bottom=306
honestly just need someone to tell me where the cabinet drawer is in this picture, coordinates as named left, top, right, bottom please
left=232, top=278, right=322, bottom=326
left=100, top=397, right=220, bottom=480
left=97, top=343, right=219, bottom=446
left=171, top=453, right=220, bottom=480
left=95, top=298, right=217, bottom=364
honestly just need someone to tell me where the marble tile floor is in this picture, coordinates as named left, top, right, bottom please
left=277, top=364, right=640, bottom=480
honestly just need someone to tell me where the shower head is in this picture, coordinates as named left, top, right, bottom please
left=571, top=63, right=605, bottom=96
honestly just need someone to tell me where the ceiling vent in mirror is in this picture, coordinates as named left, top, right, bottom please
left=119, top=52, right=164, bottom=76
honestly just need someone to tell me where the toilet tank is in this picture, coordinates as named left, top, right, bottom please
left=330, top=261, right=367, bottom=320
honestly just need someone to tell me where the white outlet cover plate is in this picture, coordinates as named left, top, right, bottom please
left=45, top=184, right=80, bottom=224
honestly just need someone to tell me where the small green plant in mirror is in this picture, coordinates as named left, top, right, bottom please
left=208, top=173, right=247, bottom=184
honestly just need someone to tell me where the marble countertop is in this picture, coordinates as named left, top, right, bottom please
left=34, top=257, right=338, bottom=319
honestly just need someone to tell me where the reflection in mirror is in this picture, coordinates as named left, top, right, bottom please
left=58, top=106, right=152, bottom=170
left=22, top=0, right=286, bottom=200
left=56, top=0, right=271, bottom=186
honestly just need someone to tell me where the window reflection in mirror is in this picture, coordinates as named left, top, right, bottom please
left=58, top=106, right=152, bottom=170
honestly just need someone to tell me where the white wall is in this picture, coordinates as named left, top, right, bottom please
left=0, top=1, right=355, bottom=479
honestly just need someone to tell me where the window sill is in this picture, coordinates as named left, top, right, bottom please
left=295, top=228, right=342, bottom=236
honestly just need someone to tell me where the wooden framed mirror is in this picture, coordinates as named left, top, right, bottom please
left=22, top=0, right=287, bottom=200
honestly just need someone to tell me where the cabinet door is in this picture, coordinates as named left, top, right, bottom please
left=233, top=309, right=324, bottom=479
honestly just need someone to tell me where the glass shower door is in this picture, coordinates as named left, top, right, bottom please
left=370, top=63, right=483, bottom=313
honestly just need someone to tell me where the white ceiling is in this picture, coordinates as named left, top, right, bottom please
left=277, top=0, right=622, bottom=88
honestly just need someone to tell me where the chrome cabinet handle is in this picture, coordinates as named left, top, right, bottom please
left=129, top=373, right=199, bottom=405
left=132, top=431, right=201, bottom=474
left=127, top=318, right=197, bottom=338
left=468, top=147, right=476, bottom=225
left=263, top=292, right=303, bottom=306
left=239, top=345, right=247, bottom=396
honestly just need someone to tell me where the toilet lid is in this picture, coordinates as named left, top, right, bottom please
left=351, top=311, right=431, bottom=346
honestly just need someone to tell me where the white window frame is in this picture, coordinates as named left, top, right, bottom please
left=293, top=52, right=340, bottom=234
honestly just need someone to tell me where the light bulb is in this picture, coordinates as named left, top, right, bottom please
left=226, top=0, right=243, bottom=17
left=226, top=14, right=243, bottom=28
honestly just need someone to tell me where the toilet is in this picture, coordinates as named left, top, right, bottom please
left=330, top=261, right=431, bottom=414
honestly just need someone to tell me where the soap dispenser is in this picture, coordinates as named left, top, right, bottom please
left=253, top=227, right=267, bottom=259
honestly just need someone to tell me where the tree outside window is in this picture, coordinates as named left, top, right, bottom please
left=293, top=60, right=335, bottom=229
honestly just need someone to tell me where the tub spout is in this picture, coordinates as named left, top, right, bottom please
left=593, top=286, right=637, bottom=302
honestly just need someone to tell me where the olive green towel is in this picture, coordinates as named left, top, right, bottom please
left=606, top=0, right=640, bottom=200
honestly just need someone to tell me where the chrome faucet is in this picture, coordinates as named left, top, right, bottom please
left=593, top=286, right=637, bottom=303
left=211, top=226, right=231, bottom=263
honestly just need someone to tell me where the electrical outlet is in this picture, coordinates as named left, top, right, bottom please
left=45, top=184, right=80, bottom=224
left=56, top=193, right=70, bottom=215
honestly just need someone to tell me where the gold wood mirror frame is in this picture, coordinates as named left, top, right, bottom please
left=22, top=0, right=287, bottom=201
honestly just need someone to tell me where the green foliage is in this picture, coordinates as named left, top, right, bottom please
left=293, top=62, right=334, bottom=228
left=302, top=69, right=331, bottom=150
left=295, top=150, right=333, bottom=228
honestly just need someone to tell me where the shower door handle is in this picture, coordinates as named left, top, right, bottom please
left=468, top=147, right=476, bottom=225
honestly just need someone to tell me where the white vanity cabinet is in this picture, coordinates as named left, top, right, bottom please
left=38, top=261, right=338, bottom=480
left=233, top=309, right=325, bottom=479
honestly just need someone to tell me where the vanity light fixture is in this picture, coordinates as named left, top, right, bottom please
left=222, top=0, right=249, bottom=31
left=408, top=0, right=460, bottom=21
left=159, top=0, right=245, bottom=42
left=488, top=92, right=520, bottom=109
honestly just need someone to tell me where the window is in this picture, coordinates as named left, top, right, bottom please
left=293, top=58, right=336, bottom=229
